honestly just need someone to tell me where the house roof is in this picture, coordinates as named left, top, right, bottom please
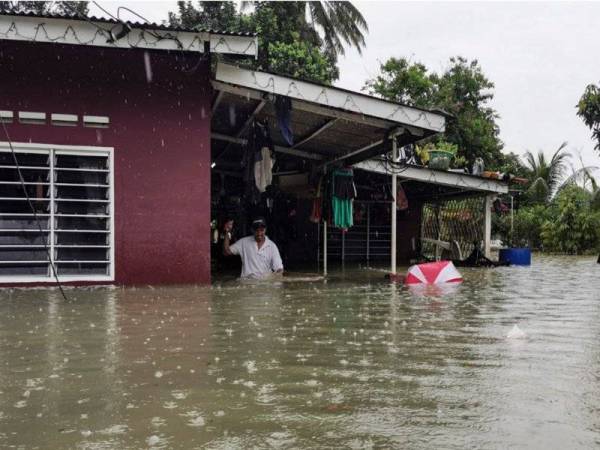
left=211, top=63, right=508, bottom=196
left=354, top=160, right=508, bottom=194
left=211, top=62, right=446, bottom=168
left=0, top=10, right=258, bottom=56
left=0, top=9, right=257, bottom=37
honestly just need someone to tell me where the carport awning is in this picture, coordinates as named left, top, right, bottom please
left=211, top=63, right=447, bottom=167
left=355, top=159, right=509, bottom=195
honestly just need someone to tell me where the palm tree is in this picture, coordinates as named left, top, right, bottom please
left=247, top=2, right=367, bottom=55
left=304, top=2, right=368, bottom=56
left=523, top=142, right=570, bottom=204
left=555, top=152, right=600, bottom=207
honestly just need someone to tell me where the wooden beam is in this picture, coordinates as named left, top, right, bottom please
left=316, top=128, right=403, bottom=170
left=211, top=133, right=324, bottom=160
left=214, top=98, right=266, bottom=164
left=293, top=118, right=338, bottom=148
left=236, top=99, right=266, bottom=137
left=211, top=90, right=224, bottom=114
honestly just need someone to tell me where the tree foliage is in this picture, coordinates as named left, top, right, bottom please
left=168, top=1, right=367, bottom=85
left=364, top=56, right=504, bottom=168
left=0, top=1, right=88, bottom=15
left=577, top=82, right=600, bottom=152
left=363, top=58, right=435, bottom=108
left=522, top=142, right=570, bottom=205
left=540, top=185, right=600, bottom=254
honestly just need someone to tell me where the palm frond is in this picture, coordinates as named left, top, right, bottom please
left=307, top=1, right=367, bottom=55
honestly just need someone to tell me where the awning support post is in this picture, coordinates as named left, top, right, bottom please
left=323, top=220, right=328, bottom=276
left=391, top=137, right=398, bottom=274
left=484, top=195, right=494, bottom=258
left=366, top=203, right=371, bottom=263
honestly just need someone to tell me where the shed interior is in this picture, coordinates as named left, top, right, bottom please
left=208, top=64, right=504, bottom=278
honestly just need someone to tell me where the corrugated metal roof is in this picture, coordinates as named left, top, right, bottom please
left=0, top=10, right=257, bottom=37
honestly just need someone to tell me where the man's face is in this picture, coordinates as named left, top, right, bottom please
left=254, top=226, right=266, bottom=242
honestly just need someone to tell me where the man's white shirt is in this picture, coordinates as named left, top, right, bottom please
left=229, top=236, right=283, bottom=278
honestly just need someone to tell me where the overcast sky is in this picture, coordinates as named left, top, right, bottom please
left=92, top=1, right=600, bottom=169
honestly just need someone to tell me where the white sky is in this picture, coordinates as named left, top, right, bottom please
left=91, top=1, right=600, bottom=169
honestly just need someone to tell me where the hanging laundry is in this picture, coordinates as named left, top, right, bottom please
left=397, top=184, right=409, bottom=211
left=309, top=176, right=323, bottom=223
left=244, top=120, right=275, bottom=202
left=331, top=168, right=356, bottom=229
left=275, top=95, right=293, bottom=146
left=254, top=146, right=274, bottom=193
left=332, top=196, right=353, bottom=229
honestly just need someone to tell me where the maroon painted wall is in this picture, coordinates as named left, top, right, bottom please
left=0, top=41, right=212, bottom=285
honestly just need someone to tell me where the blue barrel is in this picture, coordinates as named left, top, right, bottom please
left=499, top=248, right=531, bottom=266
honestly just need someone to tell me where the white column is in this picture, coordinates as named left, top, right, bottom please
left=391, top=138, right=398, bottom=274
left=484, top=195, right=494, bottom=258
left=323, top=220, right=328, bottom=276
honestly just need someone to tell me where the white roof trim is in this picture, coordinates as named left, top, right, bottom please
left=215, top=63, right=445, bottom=133
left=355, top=159, right=508, bottom=194
left=0, top=15, right=257, bottom=56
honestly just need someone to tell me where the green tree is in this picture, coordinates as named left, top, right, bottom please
left=168, top=1, right=368, bottom=84
left=168, top=1, right=242, bottom=32
left=540, top=184, right=600, bottom=254
left=577, top=82, right=600, bottom=152
left=496, top=151, right=529, bottom=179
left=363, top=57, right=435, bottom=108
left=267, top=38, right=338, bottom=84
left=523, top=142, right=570, bottom=204
left=0, top=1, right=88, bottom=15
left=364, top=56, right=504, bottom=167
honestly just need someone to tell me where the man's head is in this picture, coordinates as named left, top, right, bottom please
left=251, top=217, right=267, bottom=242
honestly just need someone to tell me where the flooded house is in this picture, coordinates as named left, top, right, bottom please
left=0, top=11, right=507, bottom=286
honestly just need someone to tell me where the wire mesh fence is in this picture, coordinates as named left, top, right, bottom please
left=421, top=196, right=486, bottom=260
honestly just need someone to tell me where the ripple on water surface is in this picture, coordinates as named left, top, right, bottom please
left=1, top=256, right=600, bottom=448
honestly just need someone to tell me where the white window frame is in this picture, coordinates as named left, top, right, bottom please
left=0, top=142, right=115, bottom=284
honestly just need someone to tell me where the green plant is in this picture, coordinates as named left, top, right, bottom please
left=540, top=185, right=600, bottom=254
left=365, top=56, right=504, bottom=168
left=434, top=141, right=458, bottom=155
left=577, top=82, right=600, bottom=152
left=452, top=155, right=467, bottom=168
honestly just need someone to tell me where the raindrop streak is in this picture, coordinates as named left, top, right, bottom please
left=228, top=104, right=236, bottom=127
left=143, top=51, right=153, bottom=83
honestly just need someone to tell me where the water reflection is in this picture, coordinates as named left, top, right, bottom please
left=0, top=256, right=599, bottom=448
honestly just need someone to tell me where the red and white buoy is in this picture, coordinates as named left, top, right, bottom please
left=405, top=261, right=463, bottom=285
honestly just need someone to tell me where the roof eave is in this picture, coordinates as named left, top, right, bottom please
left=0, top=13, right=258, bottom=56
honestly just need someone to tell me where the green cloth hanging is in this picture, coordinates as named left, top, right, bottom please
left=332, top=196, right=353, bottom=229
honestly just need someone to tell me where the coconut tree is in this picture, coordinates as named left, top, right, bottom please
left=303, top=1, right=368, bottom=56
left=169, top=2, right=367, bottom=83
left=523, top=142, right=571, bottom=204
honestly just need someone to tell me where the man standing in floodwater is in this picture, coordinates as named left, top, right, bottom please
left=223, top=217, right=284, bottom=279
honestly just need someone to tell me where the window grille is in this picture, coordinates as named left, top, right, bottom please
left=0, top=144, right=113, bottom=282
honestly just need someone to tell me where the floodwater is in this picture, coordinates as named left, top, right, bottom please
left=1, top=256, right=600, bottom=449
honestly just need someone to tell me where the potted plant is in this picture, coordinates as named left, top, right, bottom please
left=417, top=141, right=458, bottom=170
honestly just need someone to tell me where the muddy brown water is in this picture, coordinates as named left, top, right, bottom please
left=1, top=255, right=600, bottom=449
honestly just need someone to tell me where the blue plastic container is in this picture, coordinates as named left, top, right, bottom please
left=499, top=248, right=531, bottom=266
